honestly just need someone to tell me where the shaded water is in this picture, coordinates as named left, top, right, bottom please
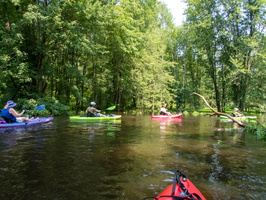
left=0, top=115, right=265, bottom=200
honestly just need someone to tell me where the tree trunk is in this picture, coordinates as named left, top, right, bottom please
left=191, top=92, right=245, bottom=127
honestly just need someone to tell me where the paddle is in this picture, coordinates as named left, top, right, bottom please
left=35, top=104, right=45, bottom=110
left=104, top=105, right=116, bottom=117
left=24, top=105, right=45, bottom=112
left=224, top=106, right=231, bottom=111
left=106, top=105, right=116, bottom=111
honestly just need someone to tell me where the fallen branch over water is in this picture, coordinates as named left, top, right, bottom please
left=191, top=92, right=245, bottom=127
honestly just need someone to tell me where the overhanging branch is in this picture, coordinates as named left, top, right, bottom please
left=191, top=92, right=245, bottom=127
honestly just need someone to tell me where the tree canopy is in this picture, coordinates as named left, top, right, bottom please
left=0, top=0, right=265, bottom=114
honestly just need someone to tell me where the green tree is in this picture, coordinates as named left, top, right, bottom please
left=183, top=0, right=266, bottom=111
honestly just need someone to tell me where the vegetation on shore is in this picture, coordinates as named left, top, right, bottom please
left=0, top=0, right=265, bottom=120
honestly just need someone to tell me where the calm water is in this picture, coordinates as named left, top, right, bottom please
left=0, top=114, right=265, bottom=200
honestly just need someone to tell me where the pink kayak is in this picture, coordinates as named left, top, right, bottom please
left=151, top=113, right=182, bottom=119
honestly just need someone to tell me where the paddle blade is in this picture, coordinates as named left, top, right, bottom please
left=224, top=106, right=231, bottom=111
left=35, top=105, right=45, bottom=111
left=106, top=105, right=116, bottom=111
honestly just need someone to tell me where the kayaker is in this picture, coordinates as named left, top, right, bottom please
left=1, top=100, right=31, bottom=123
left=233, top=108, right=243, bottom=117
left=160, top=103, right=172, bottom=116
left=85, top=102, right=104, bottom=117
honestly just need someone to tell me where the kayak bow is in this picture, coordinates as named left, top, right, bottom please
left=144, top=170, right=206, bottom=200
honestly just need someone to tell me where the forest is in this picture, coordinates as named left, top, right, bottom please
left=0, top=0, right=265, bottom=115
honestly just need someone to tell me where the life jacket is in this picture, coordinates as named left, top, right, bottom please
left=231, top=113, right=236, bottom=117
left=87, top=112, right=96, bottom=117
left=160, top=111, right=168, bottom=115
left=1, top=108, right=16, bottom=123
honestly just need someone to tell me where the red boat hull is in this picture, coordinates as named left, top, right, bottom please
left=155, top=178, right=206, bottom=200
left=151, top=114, right=182, bottom=119
left=144, top=171, right=206, bottom=200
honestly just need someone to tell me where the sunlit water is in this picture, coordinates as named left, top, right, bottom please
left=0, top=114, right=265, bottom=200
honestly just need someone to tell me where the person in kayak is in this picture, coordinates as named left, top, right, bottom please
left=85, top=102, right=104, bottom=117
left=1, top=100, right=32, bottom=123
left=160, top=103, right=172, bottom=116
left=232, top=108, right=243, bottom=117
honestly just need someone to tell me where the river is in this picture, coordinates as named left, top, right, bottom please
left=0, top=114, right=265, bottom=199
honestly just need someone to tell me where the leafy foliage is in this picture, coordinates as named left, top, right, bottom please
left=182, top=0, right=266, bottom=112
left=15, top=98, right=69, bottom=116
left=245, top=122, right=266, bottom=141
left=0, top=0, right=265, bottom=115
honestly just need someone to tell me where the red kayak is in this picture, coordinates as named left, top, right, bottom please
left=151, top=114, right=182, bottom=119
left=145, top=171, right=206, bottom=200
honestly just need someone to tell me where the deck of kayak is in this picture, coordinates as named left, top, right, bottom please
left=151, top=113, right=182, bottom=119
left=0, top=117, right=54, bottom=128
left=70, top=115, right=122, bottom=121
left=145, top=171, right=206, bottom=200
left=220, top=116, right=257, bottom=120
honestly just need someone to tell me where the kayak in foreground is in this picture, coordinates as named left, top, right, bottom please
left=151, top=114, right=182, bottom=119
left=144, top=170, right=206, bottom=200
left=0, top=117, right=54, bottom=128
left=220, top=116, right=257, bottom=121
left=70, top=115, right=122, bottom=121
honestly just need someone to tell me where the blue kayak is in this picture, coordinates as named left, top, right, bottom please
left=0, top=117, right=54, bottom=128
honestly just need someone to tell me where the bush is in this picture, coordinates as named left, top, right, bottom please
left=245, top=122, right=266, bottom=141
left=16, top=98, right=69, bottom=116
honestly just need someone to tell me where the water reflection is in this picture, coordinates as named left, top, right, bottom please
left=0, top=122, right=54, bottom=152
left=68, top=120, right=122, bottom=134
left=67, top=119, right=122, bottom=144
left=151, top=118, right=183, bottom=139
left=0, top=115, right=265, bottom=199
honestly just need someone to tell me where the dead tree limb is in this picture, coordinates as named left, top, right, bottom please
left=191, top=92, right=245, bottom=127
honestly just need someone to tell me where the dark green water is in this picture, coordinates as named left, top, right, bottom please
left=0, top=115, right=265, bottom=200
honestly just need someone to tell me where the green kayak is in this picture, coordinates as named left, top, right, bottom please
left=70, top=115, right=122, bottom=121
left=220, top=116, right=257, bottom=120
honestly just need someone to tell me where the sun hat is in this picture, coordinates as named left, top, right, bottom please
left=6, top=100, right=17, bottom=108
left=90, top=102, right=96, bottom=106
